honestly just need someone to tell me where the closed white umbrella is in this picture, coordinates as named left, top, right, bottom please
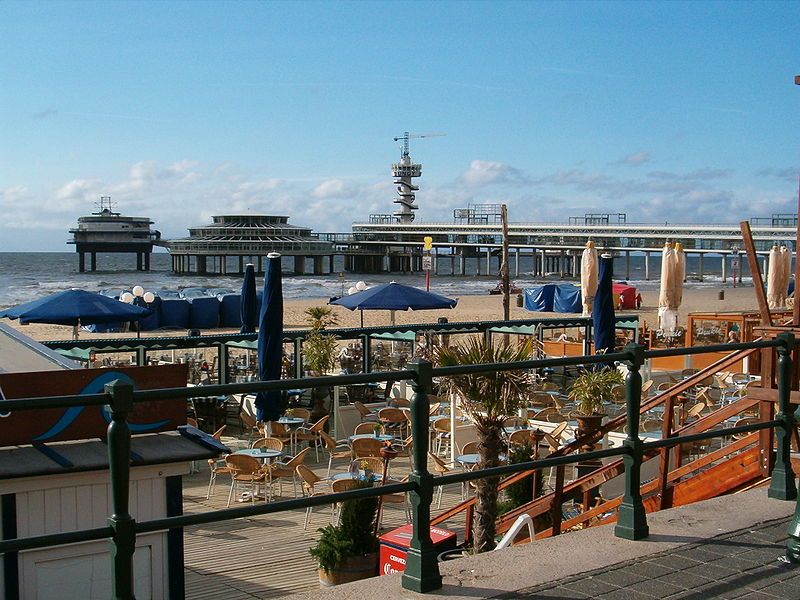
left=779, top=246, right=791, bottom=308
left=767, top=245, right=781, bottom=309
left=658, top=242, right=677, bottom=332
left=672, top=242, right=686, bottom=310
left=580, top=240, right=598, bottom=316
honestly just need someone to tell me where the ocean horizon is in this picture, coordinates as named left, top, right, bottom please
left=0, top=251, right=754, bottom=309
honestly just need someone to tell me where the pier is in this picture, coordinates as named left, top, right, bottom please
left=164, top=214, right=335, bottom=276
left=68, top=197, right=160, bottom=272
left=329, top=208, right=797, bottom=280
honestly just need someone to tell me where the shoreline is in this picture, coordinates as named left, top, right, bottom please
left=4, top=286, right=763, bottom=343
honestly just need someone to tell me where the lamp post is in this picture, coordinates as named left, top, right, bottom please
left=123, top=286, right=154, bottom=338
left=731, top=245, right=740, bottom=289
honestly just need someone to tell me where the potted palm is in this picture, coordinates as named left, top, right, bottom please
left=435, top=337, right=533, bottom=552
left=310, top=481, right=379, bottom=586
left=303, top=306, right=339, bottom=421
left=567, top=367, right=624, bottom=433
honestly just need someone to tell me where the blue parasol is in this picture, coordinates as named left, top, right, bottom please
left=254, top=253, right=283, bottom=423
left=593, top=255, right=616, bottom=355
left=0, top=289, right=151, bottom=326
left=240, top=263, right=258, bottom=334
left=330, top=281, right=457, bottom=312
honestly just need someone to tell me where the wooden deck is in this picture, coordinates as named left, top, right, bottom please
left=181, top=438, right=468, bottom=599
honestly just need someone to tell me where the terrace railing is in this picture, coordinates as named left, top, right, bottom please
left=1, top=336, right=799, bottom=599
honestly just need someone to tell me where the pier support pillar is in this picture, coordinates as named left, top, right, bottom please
left=197, top=255, right=207, bottom=275
left=644, top=252, right=650, bottom=280
left=79, top=253, right=85, bottom=273
left=136, top=253, right=143, bottom=271
left=486, top=248, right=492, bottom=276
left=313, top=256, right=324, bottom=275
left=721, top=255, right=727, bottom=282
left=625, top=251, right=631, bottom=280
left=329, top=255, right=334, bottom=274
left=220, top=256, right=227, bottom=276
left=144, top=252, right=150, bottom=271
left=763, top=256, right=768, bottom=277
left=239, top=256, right=244, bottom=274
left=540, top=249, right=546, bottom=276
left=294, top=255, right=305, bottom=275
left=514, top=248, right=520, bottom=278
left=459, top=252, right=465, bottom=276
left=90, top=252, right=97, bottom=272
left=698, top=253, right=704, bottom=281
left=572, top=252, right=579, bottom=278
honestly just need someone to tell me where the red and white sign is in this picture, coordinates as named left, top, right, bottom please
left=378, top=524, right=457, bottom=576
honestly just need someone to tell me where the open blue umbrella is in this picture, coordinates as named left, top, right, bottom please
left=240, top=263, right=258, bottom=334
left=330, top=281, right=457, bottom=326
left=592, top=255, right=616, bottom=355
left=0, top=289, right=151, bottom=338
left=254, top=253, right=283, bottom=423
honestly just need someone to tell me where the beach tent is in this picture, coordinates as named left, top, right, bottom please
left=159, top=299, right=191, bottom=329
left=553, top=285, right=582, bottom=313
left=611, top=283, right=637, bottom=310
left=523, top=285, right=556, bottom=312
left=188, top=297, right=220, bottom=329
left=255, top=252, right=284, bottom=423
left=137, top=296, right=162, bottom=331
left=219, top=293, right=243, bottom=328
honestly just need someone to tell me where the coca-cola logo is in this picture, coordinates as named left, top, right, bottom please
left=383, top=563, right=401, bottom=575
left=389, top=554, right=406, bottom=565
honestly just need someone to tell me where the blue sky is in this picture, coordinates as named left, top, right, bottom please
left=1, top=1, right=798, bottom=251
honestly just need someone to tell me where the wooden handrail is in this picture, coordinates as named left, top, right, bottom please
left=431, top=343, right=762, bottom=532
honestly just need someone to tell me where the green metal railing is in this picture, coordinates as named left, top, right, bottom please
left=1, top=335, right=799, bottom=599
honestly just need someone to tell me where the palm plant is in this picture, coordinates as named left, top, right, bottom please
left=305, top=306, right=338, bottom=331
left=568, top=367, right=624, bottom=416
left=435, top=337, right=533, bottom=552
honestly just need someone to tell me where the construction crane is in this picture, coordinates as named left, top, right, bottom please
left=393, top=131, right=445, bottom=159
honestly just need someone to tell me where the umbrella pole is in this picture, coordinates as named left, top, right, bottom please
left=360, top=309, right=364, bottom=328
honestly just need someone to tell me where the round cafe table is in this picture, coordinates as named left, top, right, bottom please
left=233, top=448, right=283, bottom=463
left=348, top=433, right=395, bottom=443
left=330, top=472, right=383, bottom=483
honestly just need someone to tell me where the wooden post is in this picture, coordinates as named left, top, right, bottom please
left=501, top=205, right=511, bottom=340
left=740, top=221, right=772, bottom=327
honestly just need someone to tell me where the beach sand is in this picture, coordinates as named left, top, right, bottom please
left=4, top=285, right=765, bottom=343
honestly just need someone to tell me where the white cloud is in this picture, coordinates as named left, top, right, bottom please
left=615, top=151, right=650, bottom=166
left=461, top=160, right=527, bottom=187
left=311, top=178, right=356, bottom=199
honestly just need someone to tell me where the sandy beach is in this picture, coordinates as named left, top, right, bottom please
left=4, top=285, right=764, bottom=343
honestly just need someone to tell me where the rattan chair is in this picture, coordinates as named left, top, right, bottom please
left=354, top=422, right=384, bottom=435
left=264, top=447, right=310, bottom=499
left=330, top=478, right=360, bottom=524
left=351, top=436, right=384, bottom=458
left=296, top=464, right=324, bottom=530
left=432, top=417, right=452, bottom=457
left=428, top=453, right=452, bottom=508
left=205, top=425, right=229, bottom=498
left=503, top=416, right=526, bottom=428
left=251, top=437, right=284, bottom=452
left=379, top=407, right=409, bottom=438
left=353, top=401, right=379, bottom=422
left=224, top=454, right=266, bottom=507
left=319, top=430, right=353, bottom=478
left=294, top=415, right=330, bottom=461
left=508, top=429, right=533, bottom=447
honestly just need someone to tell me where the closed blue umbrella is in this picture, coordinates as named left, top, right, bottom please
left=593, top=255, right=616, bottom=355
left=254, top=253, right=283, bottom=423
left=240, top=263, right=257, bottom=334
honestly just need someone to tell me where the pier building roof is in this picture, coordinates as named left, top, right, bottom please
left=166, top=213, right=333, bottom=256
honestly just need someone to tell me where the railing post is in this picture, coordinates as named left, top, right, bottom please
left=769, top=332, right=797, bottom=501
left=105, top=380, right=137, bottom=600
left=614, top=343, right=649, bottom=540
left=402, top=359, right=443, bottom=593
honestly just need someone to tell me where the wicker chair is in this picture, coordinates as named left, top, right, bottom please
left=353, top=401, right=379, bottom=422
left=431, top=417, right=451, bottom=456
left=330, top=478, right=360, bottom=524
left=503, top=416, right=526, bottom=428
left=508, top=429, right=533, bottom=447
left=354, top=422, right=384, bottom=436
left=251, top=437, right=284, bottom=452
left=319, top=430, right=353, bottom=478
left=378, top=407, right=409, bottom=438
left=294, top=415, right=330, bottom=461
left=351, top=437, right=384, bottom=458
left=393, top=435, right=414, bottom=469
left=205, top=425, right=230, bottom=498
left=264, top=447, right=310, bottom=499
left=224, top=454, right=265, bottom=507
left=296, top=464, right=324, bottom=530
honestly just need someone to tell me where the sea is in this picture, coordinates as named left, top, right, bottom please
left=0, top=251, right=752, bottom=309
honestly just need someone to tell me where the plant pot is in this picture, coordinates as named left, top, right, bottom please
left=572, top=413, right=605, bottom=437
left=318, top=552, right=378, bottom=587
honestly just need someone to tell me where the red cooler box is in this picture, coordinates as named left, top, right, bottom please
left=379, top=524, right=457, bottom=576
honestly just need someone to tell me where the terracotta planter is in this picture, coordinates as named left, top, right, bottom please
left=318, top=552, right=378, bottom=587
left=572, top=413, right=605, bottom=437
